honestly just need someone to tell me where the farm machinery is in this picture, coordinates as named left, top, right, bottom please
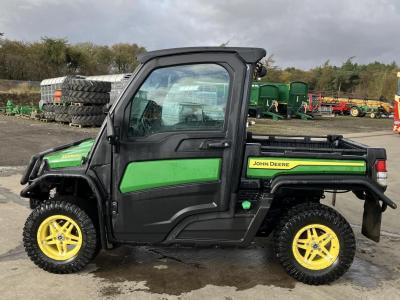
left=248, top=83, right=283, bottom=120
left=248, top=81, right=312, bottom=120
left=321, top=96, right=392, bottom=118
left=4, top=99, right=39, bottom=117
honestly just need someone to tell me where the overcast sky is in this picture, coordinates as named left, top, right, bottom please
left=1, top=0, right=399, bottom=69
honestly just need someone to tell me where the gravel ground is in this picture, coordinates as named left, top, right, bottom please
left=0, top=115, right=96, bottom=166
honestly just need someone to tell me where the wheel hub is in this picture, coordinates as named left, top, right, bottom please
left=37, top=215, right=82, bottom=261
left=292, top=224, right=340, bottom=270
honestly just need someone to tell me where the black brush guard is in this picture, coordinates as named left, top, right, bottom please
left=20, top=138, right=92, bottom=185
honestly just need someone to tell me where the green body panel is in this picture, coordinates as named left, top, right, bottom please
left=120, top=158, right=222, bottom=193
left=44, top=139, right=95, bottom=169
left=246, top=157, right=366, bottom=179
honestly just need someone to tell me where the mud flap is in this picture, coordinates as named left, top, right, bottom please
left=362, top=197, right=382, bottom=242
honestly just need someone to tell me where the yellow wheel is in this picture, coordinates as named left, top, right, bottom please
left=23, top=201, right=97, bottom=273
left=292, top=224, right=340, bottom=270
left=274, top=203, right=355, bottom=285
left=37, top=215, right=82, bottom=261
left=350, top=106, right=360, bottom=117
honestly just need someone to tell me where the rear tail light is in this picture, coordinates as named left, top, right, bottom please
left=375, top=159, right=387, bottom=187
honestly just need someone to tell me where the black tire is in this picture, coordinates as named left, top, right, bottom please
left=61, top=93, right=71, bottom=104
left=274, top=202, right=355, bottom=285
left=44, top=104, right=55, bottom=113
left=23, top=201, right=97, bottom=274
left=68, top=91, right=110, bottom=105
left=66, top=79, right=111, bottom=93
left=53, top=105, right=69, bottom=114
left=68, top=105, right=105, bottom=116
left=44, top=111, right=55, bottom=121
left=54, top=113, right=72, bottom=123
left=42, top=104, right=50, bottom=112
left=71, top=115, right=105, bottom=127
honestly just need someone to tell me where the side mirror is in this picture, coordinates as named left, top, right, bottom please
left=256, top=65, right=267, bottom=78
left=106, top=113, right=117, bottom=145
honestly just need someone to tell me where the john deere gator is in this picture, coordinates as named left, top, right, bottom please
left=20, top=47, right=396, bottom=285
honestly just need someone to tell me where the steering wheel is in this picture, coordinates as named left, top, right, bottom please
left=138, top=117, right=153, bottom=135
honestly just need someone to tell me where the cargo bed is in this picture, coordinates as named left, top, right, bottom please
left=246, top=134, right=368, bottom=159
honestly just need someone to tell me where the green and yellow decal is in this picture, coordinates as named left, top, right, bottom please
left=120, top=158, right=221, bottom=193
left=247, top=157, right=366, bottom=178
left=44, top=139, right=94, bottom=169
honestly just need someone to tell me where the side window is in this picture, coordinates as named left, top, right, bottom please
left=127, top=64, right=230, bottom=137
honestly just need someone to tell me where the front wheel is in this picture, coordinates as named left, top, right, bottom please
left=23, top=201, right=98, bottom=273
left=274, top=203, right=355, bottom=285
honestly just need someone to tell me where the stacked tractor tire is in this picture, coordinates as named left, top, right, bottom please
left=42, top=104, right=56, bottom=121
left=65, top=79, right=111, bottom=127
left=54, top=104, right=71, bottom=123
left=42, top=78, right=111, bottom=127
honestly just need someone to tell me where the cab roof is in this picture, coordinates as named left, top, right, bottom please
left=137, top=47, right=266, bottom=64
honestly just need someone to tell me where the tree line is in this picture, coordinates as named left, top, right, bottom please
left=261, top=55, right=399, bottom=101
left=0, top=37, right=145, bottom=81
left=0, top=37, right=398, bottom=100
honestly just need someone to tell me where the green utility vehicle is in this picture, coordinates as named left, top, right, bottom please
left=21, top=47, right=396, bottom=285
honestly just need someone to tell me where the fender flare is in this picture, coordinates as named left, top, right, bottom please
left=270, top=174, right=397, bottom=209
left=20, top=173, right=109, bottom=249
left=270, top=174, right=396, bottom=242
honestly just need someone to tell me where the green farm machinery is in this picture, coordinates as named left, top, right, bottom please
left=4, top=99, right=40, bottom=117
left=248, top=83, right=283, bottom=120
left=349, top=103, right=387, bottom=118
left=248, top=81, right=312, bottom=120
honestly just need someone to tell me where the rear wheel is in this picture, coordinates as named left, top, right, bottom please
left=350, top=106, right=360, bottom=117
left=274, top=203, right=355, bottom=285
left=23, top=201, right=97, bottom=273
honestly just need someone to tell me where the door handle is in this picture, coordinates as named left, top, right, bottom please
left=204, top=141, right=231, bottom=149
